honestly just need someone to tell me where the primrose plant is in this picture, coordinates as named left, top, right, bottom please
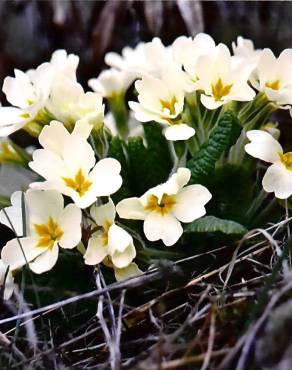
left=0, top=34, right=291, bottom=299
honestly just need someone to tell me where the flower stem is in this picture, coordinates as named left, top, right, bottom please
left=108, top=94, right=129, bottom=139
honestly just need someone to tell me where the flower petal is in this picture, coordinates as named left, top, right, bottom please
left=62, top=135, right=96, bottom=176
left=66, top=188, right=99, bottom=209
left=200, top=94, right=225, bottom=110
left=59, top=204, right=82, bottom=249
left=90, top=199, right=116, bottom=227
left=116, top=197, right=146, bottom=220
left=108, top=224, right=133, bottom=253
left=0, top=260, right=14, bottom=300
left=38, top=121, right=71, bottom=156
left=0, top=107, right=26, bottom=136
left=0, top=191, right=24, bottom=236
left=84, top=235, right=108, bottom=265
left=172, top=184, right=212, bottom=223
left=143, top=212, right=183, bottom=246
left=29, top=244, right=59, bottom=274
left=245, top=130, right=283, bottom=163
left=164, top=124, right=195, bottom=141
left=90, top=158, right=122, bottom=196
left=111, top=243, right=136, bottom=269
left=29, top=149, right=67, bottom=180
left=1, top=236, right=41, bottom=270
left=3, top=70, right=34, bottom=108
left=72, top=119, right=93, bottom=139
left=262, top=162, right=292, bottom=199
left=162, top=167, right=191, bottom=195
left=114, top=262, right=143, bottom=281
left=25, top=189, right=64, bottom=226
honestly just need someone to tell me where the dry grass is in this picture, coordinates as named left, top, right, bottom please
left=1, top=215, right=292, bottom=370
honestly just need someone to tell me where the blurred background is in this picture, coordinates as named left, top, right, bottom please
left=1, top=0, right=292, bottom=87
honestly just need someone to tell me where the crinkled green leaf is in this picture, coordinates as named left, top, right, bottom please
left=143, top=122, right=172, bottom=181
left=126, top=123, right=172, bottom=195
left=185, top=215, right=247, bottom=235
left=187, top=111, right=241, bottom=184
left=127, top=136, right=149, bottom=195
left=207, top=164, right=253, bottom=224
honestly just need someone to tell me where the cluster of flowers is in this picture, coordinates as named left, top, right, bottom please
left=1, top=34, right=292, bottom=299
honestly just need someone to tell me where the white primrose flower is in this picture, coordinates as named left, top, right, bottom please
left=194, top=44, right=256, bottom=110
left=0, top=259, right=14, bottom=300
left=251, top=48, right=292, bottom=107
left=129, top=65, right=195, bottom=141
left=232, top=36, right=261, bottom=66
left=49, top=49, right=79, bottom=80
left=172, top=33, right=216, bottom=89
left=0, top=189, right=82, bottom=274
left=29, top=121, right=122, bottom=209
left=172, top=33, right=216, bottom=65
left=105, top=38, right=173, bottom=79
left=116, top=168, right=212, bottom=246
left=27, top=49, right=79, bottom=82
left=84, top=199, right=136, bottom=269
left=245, top=130, right=292, bottom=199
left=88, top=68, right=134, bottom=98
left=105, top=41, right=146, bottom=71
left=0, top=63, right=54, bottom=136
left=47, top=76, right=105, bottom=130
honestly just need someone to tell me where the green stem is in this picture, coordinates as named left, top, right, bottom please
left=187, top=135, right=200, bottom=156
left=169, top=141, right=187, bottom=173
left=11, top=143, right=32, bottom=167
left=228, top=102, right=276, bottom=165
left=244, top=102, right=276, bottom=130
left=108, top=94, right=129, bottom=139
left=238, top=92, right=269, bottom=123
left=245, top=189, right=268, bottom=223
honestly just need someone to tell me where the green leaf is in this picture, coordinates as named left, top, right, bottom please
left=185, top=215, right=247, bottom=235
left=0, top=195, right=10, bottom=209
left=207, top=164, right=253, bottom=224
left=126, top=123, right=172, bottom=195
left=127, top=136, right=149, bottom=195
left=187, top=111, right=241, bottom=184
left=143, top=122, right=172, bottom=184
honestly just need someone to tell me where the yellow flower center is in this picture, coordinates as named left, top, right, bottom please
left=101, top=220, right=112, bottom=246
left=63, top=169, right=92, bottom=197
left=34, top=217, right=63, bottom=249
left=263, top=122, right=276, bottom=129
left=160, top=96, right=177, bottom=115
left=280, top=152, right=292, bottom=170
left=265, top=80, right=280, bottom=90
left=19, top=112, right=30, bottom=119
left=145, top=193, right=176, bottom=216
left=211, top=78, right=233, bottom=101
